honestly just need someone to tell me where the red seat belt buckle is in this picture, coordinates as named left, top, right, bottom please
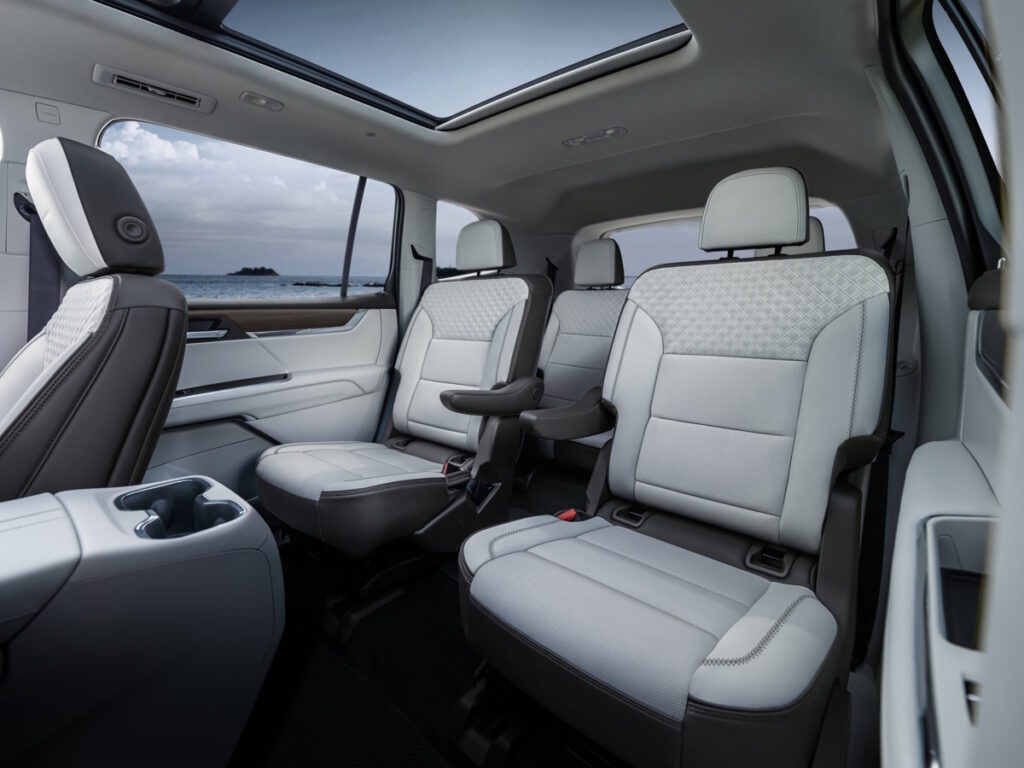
left=556, top=508, right=577, bottom=522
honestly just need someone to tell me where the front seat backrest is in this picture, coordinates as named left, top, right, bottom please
left=605, top=167, right=891, bottom=553
left=0, top=138, right=187, bottom=500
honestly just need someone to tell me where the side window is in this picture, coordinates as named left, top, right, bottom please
left=436, top=200, right=477, bottom=277
left=931, top=0, right=1001, bottom=173
left=606, top=205, right=854, bottom=286
left=99, top=120, right=396, bottom=301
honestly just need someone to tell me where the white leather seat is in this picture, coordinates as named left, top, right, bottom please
left=0, top=138, right=186, bottom=500
left=460, top=168, right=893, bottom=768
left=257, top=220, right=551, bottom=557
left=536, top=239, right=626, bottom=450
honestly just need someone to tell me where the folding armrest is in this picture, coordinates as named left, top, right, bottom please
left=519, top=386, right=615, bottom=440
left=441, top=376, right=543, bottom=417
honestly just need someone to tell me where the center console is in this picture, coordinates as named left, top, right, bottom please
left=0, top=476, right=284, bottom=767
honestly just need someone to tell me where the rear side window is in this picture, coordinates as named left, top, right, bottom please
left=99, top=120, right=396, bottom=301
left=435, top=201, right=477, bottom=276
left=605, top=205, right=856, bottom=286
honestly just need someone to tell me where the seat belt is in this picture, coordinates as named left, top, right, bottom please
left=852, top=218, right=910, bottom=665
left=411, top=245, right=434, bottom=301
left=544, top=257, right=559, bottom=285
left=14, top=192, right=64, bottom=337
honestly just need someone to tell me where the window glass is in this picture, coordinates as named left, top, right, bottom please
left=932, top=0, right=1001, bottom=172
left=99, top=120, right=394, bottom=300
left=605, top=204, right=856, bottom=286
left=436, top=201, right=477, bottom=276
left=224, top=0, right=685, bottom=119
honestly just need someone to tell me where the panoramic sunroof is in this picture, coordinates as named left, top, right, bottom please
left=223, top=0, right=687, bottom=121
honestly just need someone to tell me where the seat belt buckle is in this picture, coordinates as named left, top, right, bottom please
left=555, top=508, right=578, bottom=522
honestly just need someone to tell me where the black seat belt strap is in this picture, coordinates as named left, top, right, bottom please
left=544, top=257, right=559, bottom=284
left=14, top=192, right=62, bottom=337
left=411, top=245, right=434, bottom=300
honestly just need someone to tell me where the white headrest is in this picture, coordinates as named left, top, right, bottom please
left=699, top=167, right=809, bottom=252
left=26, top=138, right=164, bottom=277
left=574, top=239, right=624, bottom=287
left=755, top=217, right=826, bottom=257
left=456, top=219, right=516, bottom=272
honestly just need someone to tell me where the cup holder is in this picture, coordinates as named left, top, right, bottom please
left=117, top=478, right=244, bottom=540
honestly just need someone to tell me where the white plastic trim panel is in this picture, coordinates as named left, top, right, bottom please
left=25, top=138, right=106, bottom=276
left=0, top=278, right=113, bottom=435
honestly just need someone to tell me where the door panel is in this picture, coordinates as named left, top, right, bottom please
left=147, top=302, right=399, bottom=497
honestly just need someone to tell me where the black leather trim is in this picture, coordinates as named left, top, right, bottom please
left=967, top=268, right=1001, bottom=310
left=257, top=470, right=456, bottom=559
left=520, top=386, right=615, bottom=440
left=0, top=274, right=186, bottom=500
left=441, top=376, right=543, bottom=416
left=58, top=138, right=164, bottom=276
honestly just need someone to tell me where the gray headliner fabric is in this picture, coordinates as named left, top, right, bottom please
left=604, top=254, right=890, bottom=553
left=699, top=167, right=809, bottom=252
left=465, top=516, right=836, bottom=716
left=574, top=239, right=624, bottom=287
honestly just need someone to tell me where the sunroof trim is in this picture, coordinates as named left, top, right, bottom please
left=437, top=27, right=691, bottom=131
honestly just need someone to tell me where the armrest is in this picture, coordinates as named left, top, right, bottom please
left=441, top=376, right=543, bottom=417
left=519, top=387, right=615, bottom=440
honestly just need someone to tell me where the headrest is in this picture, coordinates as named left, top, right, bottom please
left=755, top=217, right=825, bottom=257
left=574, top=239, right=624, bottom=287
left=699, top=167, right=809, bottom=252
left=26, top=137, right=164, bottom=277
left=456, top=219, right=516, bottom=272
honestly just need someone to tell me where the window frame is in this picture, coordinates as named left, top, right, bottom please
left=96, top=118, right=403, bottom=306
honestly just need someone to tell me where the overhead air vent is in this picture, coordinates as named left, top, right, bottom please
left=92, top=65, right=217, bottom=114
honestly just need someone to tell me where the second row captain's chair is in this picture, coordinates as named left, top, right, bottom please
left=535, top=239, right=627, bottom=461
left=256, top=220, right=551, bottom=557
left=0, top=138, right=186, bottom=500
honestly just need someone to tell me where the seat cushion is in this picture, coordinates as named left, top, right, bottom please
left=257, top=442, right=454, bottom=557
left=461, top=516, right=838, bottom=768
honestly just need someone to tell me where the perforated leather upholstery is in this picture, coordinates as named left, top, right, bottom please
left=0, top=139, right=186, bottom=500
left=256, top=220, right=551, bottom=557
left=461, top=168, right=891, bottom=768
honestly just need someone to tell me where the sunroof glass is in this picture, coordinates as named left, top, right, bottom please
left=224, top=0, right=686, bottom=120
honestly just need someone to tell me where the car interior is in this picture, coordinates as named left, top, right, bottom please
left=0, top=1, right=1020, bottom=767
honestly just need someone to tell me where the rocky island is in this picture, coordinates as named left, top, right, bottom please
left=228, top=266, right=279, bottom=276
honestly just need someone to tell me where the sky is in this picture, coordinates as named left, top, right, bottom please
left=100, top=120, right=395, bottom=276
left=224, top=0, right=684, bottom=118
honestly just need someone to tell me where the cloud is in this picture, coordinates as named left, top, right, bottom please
left=100, top=121, right=394, bottom=276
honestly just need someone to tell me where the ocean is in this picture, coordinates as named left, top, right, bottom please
left=161, top=275, right=388, bottom=301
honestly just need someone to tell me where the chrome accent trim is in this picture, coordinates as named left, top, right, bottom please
left=186, top=329, right=229, bottom=341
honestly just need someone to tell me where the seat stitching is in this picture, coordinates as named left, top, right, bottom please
left=701, top=594, right=813, bottom=667
left=486, top=518, right=563, bottom=559
left=569, top=537, right=756, bottom=611
left=633, top=480, right=782, bottom=519
left=608, top=303, right=638, bottom=400
left=646, top=413, right=797, bottom=439
left=523, top=551, right=720, bottom=642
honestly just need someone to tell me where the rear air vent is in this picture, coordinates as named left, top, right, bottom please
left=92, top=65, right=217, bottom=114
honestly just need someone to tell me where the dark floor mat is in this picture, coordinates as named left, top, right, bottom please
left=340, top=564, right=477, bottom=762
left=246, top=636, right=445, bottom=768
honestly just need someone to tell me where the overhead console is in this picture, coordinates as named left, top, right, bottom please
left=0, top=477, right=284, bottom=767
